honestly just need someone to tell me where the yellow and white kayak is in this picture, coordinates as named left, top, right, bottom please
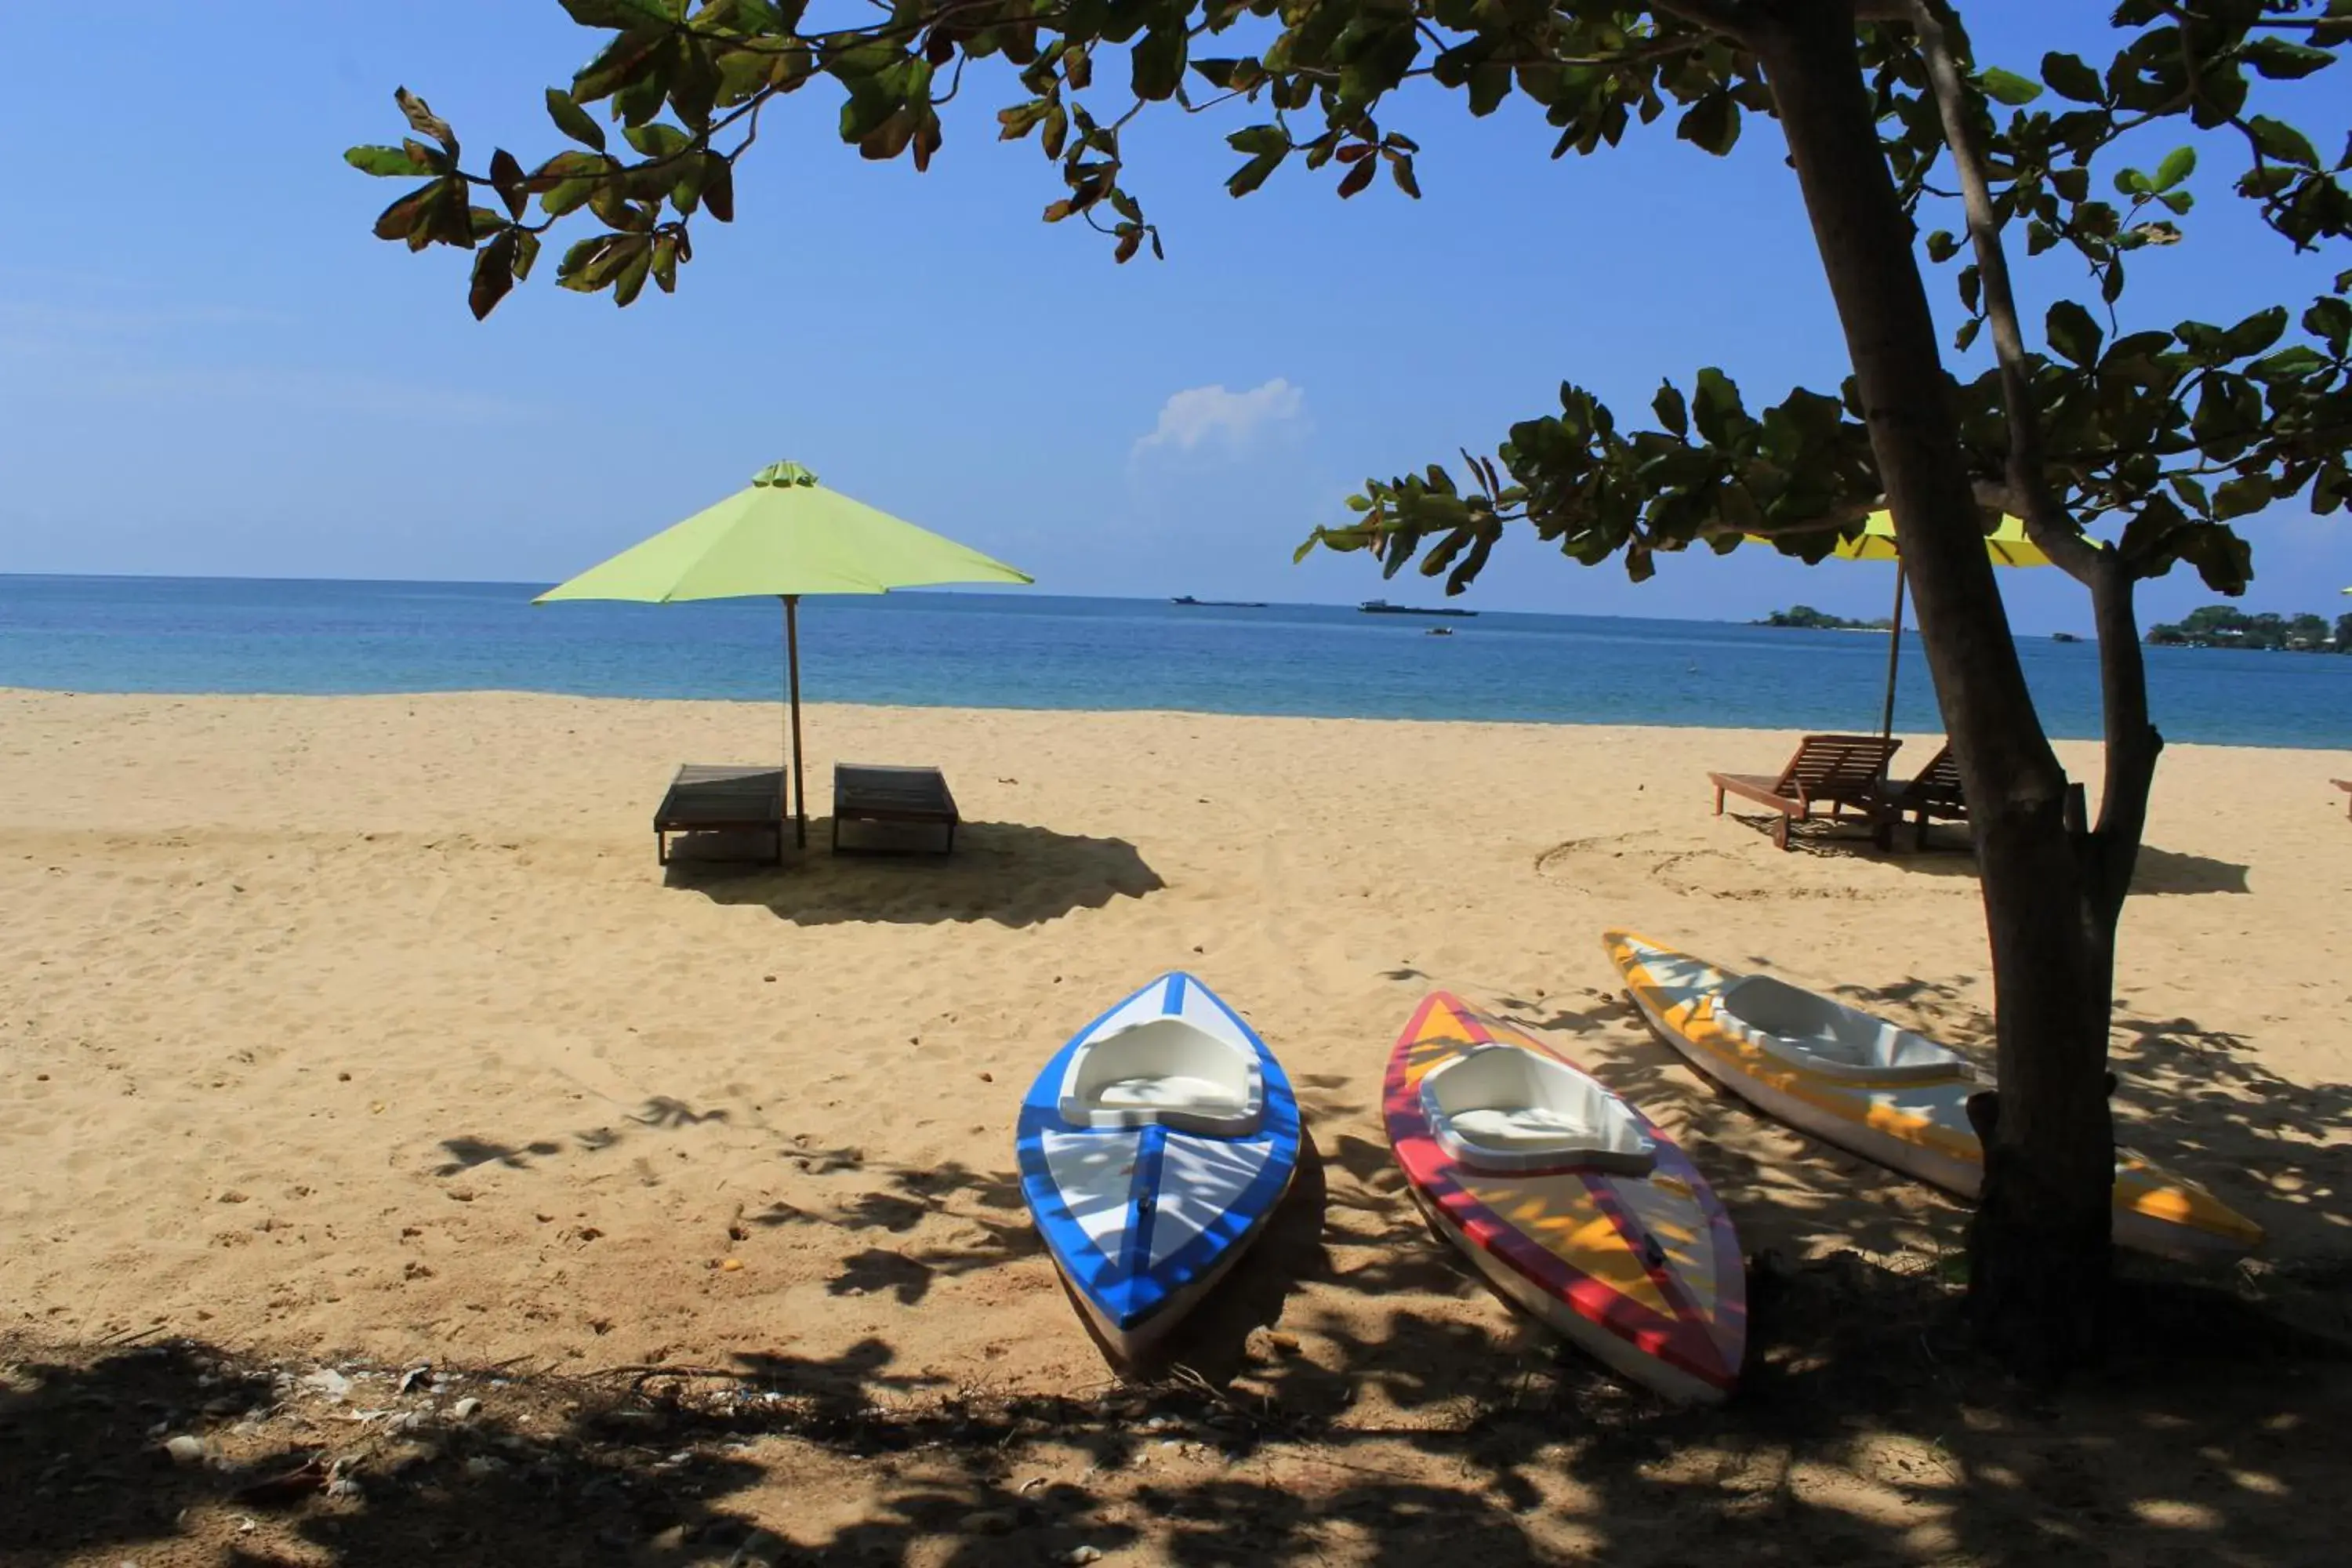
left=1603, top=931, right=2263, bottom=1264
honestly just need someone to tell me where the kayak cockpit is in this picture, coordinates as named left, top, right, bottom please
left=1419, top=1045, right=1657, bottom=1174
left=1057, top=1018, right=1265, bottom=1136
left=1715, top=975, right=1966, bottom=1083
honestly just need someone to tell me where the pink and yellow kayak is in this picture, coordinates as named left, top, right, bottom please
left=1385, top=992, right=1746, bottom=1404
left=1603, top=931, right=2263, bottom=1264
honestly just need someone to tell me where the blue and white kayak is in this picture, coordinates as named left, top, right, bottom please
left=1016, top=972, right=1301, bottom=1363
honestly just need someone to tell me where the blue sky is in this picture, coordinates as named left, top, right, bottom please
left=1, top=3, right=2344, bottom=632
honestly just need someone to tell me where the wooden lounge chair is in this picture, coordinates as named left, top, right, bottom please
left=1709, top=734, right=1904, bottom=851
left=833, top=763, right=958, bottom=855
left=655, top=764, right=786, bottom=866
left=2335, top=779, right=2351, bottom=820
left=1871, top=743, right=1968, bottom=850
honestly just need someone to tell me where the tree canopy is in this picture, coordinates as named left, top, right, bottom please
left=2149, top=602, right=2349, bottom=648
left=350, top=0, right=2351, bottom=608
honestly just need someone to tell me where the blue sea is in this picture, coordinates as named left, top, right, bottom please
left=2, top=575, right=2346, bottom=748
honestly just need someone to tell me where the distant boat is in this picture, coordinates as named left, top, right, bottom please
left=2052, top=632, right=2080, bottom=643
left=1426, top=626, right=1454, bottom=637
left=1361, top=598, right=1476, bottom=619
left=1171, top=595, right=1269, bottom=608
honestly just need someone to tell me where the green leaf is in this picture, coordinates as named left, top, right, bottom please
left=575, top=31, right=673, bottom=107
left=668, top=38, right=721, bottom=130
left=2212, top=474, right=2274, bottom=520
left=558, top=0, right=679, bottom=27
left=470, top=231, right=519, bottom=320
left=1388, top=153, right=1421, bottom=199
left=1676, top=93, right=1739, bottom=157
left=1227, top=125, right=1287, bottom=156
left=2221, top=305, right=2288, bottom=358
left=546, top=88, right=607, bottom=151
left=2246, top=115, right=2319, bottom=167
left=651, top=234, right=679, bottom=293
left=997, top=100, right=1049, bottom=141
left=555, top=235, right=612, bottom=289
left=2154, top=145, right=2195, bottom=192
left=511, top=229, right=542, bottom=281
left=1925, top=229, right=1960, bottom=263
left=1979, top=67, right=2043, bottom=106
left=2172, top=523, right=2254, bottom=594
left=1690, top=367, right=1745, bottom=445
left=701, top=155, right=734, bottom=222
left=2117, top=492, right=2190, bottom=566
left=612, top=243, right=655, bottom=306
left=344, top=145, right=419, bottom=177
left=2242, top=37, right=2336, bottom=81
left=488, top=148, right=528, bottom=219
left=1226, top=148, right=1284, bottom=198
left=2304, top=295, right=2351, bottom=351
left=1337, top=157, right=1375, bottom=198
left=371, top=183, right=441, bottom=245
left=2041, top=52, right=2104, bottom=103
left=2045, top=299, right=2103, bottom=365
left=1653, top=382, right=1688, bottom=439
left=1130, top=26, right=1186, bottom=102
left=623, top=122, right=691, bottom=158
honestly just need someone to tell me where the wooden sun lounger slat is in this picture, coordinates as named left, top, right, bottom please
left=654, top=764, right=786, bottom=866
left=1871, top=743, right=1969, bottom=850
left=2335, top=779, right=2351, bottom=820
left=1708, top=734, right=1903, bottom=851
left=833, top=763, right=958, bottom=855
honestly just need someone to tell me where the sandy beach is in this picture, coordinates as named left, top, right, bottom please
left=5, top=687, right=2351, bottom=1564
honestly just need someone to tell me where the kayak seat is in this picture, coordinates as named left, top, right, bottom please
left=1058, top=1018, right=1264, bottom=1137
left=1716, top=975, right=1966, bottom=1083
left=1420, top=1044, right=1656, bottom=1175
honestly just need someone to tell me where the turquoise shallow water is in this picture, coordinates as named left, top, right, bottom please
left=2, top=575, right=2347, bottom=748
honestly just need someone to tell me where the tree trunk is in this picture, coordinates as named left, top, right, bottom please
left=1751, top=1, right=2115, bottom=1381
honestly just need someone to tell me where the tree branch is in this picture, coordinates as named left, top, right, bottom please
left=1910, top=0, right=2108, bottom=586
left=2085, top=565, right=2161, bottom=917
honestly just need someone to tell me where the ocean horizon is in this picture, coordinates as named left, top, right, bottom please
left=2, top=572, right=2347, bottom=750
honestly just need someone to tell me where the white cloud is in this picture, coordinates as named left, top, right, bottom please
left=1132, top=378, right=1305, bottom=458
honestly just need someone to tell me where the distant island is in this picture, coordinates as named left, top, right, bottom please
left=2147, top=604, right=2351, bottom=652
left=1755, top=604, right=1894, bottom=632
left=1360, top=598, right=1477, bottom=619
left=1171, top=595, right=1269, bottom=608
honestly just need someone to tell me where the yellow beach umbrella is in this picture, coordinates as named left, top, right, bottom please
left=1842, top=510, right=2049, bottom=740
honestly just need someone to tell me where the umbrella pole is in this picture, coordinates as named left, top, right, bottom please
left=1879, top=563, right=1907, bottom=746
left=784, top=595, right=806, bottom=851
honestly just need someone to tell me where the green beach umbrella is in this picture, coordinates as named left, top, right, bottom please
left=537, top=460, right=1032, bottom=848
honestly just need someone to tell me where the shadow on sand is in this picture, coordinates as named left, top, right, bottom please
left=8, top=1253, right=2350, bottom=1566
left=1725, top=811, right=2252, bottom=894
left=10, top=978, right=2350, bottom=1563
left=664, top=818, right=1165, bottom=927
